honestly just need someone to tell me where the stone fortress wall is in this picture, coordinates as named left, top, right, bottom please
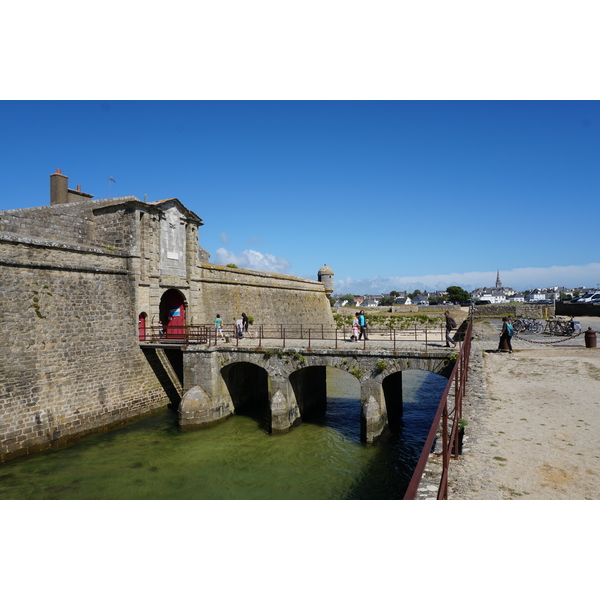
left=0, top=171, right=334, bottom=461
left=472, top=303, right=555, bottom=319
left=195, top=264, right=333, bottom=327
left=0, top=236, right=173, bottom=461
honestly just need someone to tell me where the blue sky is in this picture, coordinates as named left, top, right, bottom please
left=1, top=100, right=598, bottom=293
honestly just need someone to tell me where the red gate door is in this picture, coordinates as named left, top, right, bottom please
left=160, top=290, right=186, bottom=338
left=138, top=312, right=147, bottom=341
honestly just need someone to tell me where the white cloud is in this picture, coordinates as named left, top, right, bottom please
left=333, top=263, right=600, bottom=295
left=219, top=232, right=230, bottom=245
left=214, top=248, right=292, bottom=274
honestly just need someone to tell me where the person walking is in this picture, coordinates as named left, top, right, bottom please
left=444, top=311, right=457, bottom=347
left=358, top=310, right=368, bottom=341
left=215, top=313, right=224, bottom=341
left=498, top=316, right=514, bottom=353
left=242, top=312, right=249, bottom=334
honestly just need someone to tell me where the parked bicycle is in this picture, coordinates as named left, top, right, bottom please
left=513, top=316, right=544, bottom=334
left=543, top=317, right=580, bottom=336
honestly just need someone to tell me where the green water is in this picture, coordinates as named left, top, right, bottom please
left=0, top=370, right=446, bottom=500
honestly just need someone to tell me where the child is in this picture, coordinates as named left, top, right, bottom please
left=351, top=312, right=360, bottom=342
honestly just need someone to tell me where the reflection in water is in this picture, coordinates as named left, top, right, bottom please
left=0, top=370, right=446, bottom=500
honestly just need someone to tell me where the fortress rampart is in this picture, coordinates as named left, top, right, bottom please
left=0, top=236, right=172, bottom=461
left=194, top=264, right=333, bottom=326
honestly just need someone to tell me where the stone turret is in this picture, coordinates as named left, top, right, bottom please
left=318, top=264, right=334, bottom=296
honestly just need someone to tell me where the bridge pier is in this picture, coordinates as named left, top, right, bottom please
left=179, top=384, right=233, bottom=430
left=360, top=380, right=389, bottom=444
left=269, top=379, right=302, bottom=435
left=180, top=351, right=235, bottom=430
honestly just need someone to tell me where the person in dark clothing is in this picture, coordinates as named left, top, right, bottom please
left=444, top=311, right=457, bottom=347
left=242, top=312, right=249, bottom=334
left=358, top=310, right=368, bottom=341
left=498, top=317, right=514, bottom=353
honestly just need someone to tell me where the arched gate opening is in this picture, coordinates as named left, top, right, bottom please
left=138, top=312, right=147, bottom=341
left=159, top=289, right=186, bottom=338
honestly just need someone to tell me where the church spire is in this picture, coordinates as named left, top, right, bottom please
left=496, top=270, right=502, bottom=288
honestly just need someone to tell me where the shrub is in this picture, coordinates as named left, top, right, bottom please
left=375, top=360, right=386, bottom=373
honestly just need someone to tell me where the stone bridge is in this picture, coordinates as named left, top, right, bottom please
left=173, top=345, right=457, bottom=444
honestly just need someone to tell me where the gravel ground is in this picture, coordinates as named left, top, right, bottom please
left=447, top=316, right=600, bottom=500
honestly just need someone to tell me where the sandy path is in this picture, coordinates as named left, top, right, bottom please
left=448, top=319, right=600, bottom=500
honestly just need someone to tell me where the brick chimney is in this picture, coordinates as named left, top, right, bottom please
left=49, top=170, right=94, bottom=204
left=50, top=169, right=68, bottom=204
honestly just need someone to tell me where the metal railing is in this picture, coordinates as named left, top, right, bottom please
left=139, top=324, right=450, bottom=349
left=403, top=317, right=473, bottom=500
left=139, top=325, right=210, bottom=344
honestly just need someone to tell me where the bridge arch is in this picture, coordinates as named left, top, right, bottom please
left=382, top=371, right=403, bottom=431
left=288, top=364, right=407, bottom=439
left=349, top=360, right=451, bottom=444
left=288, top=365, right=327, bottom=420
left=221, top=361, right=270, bottom=430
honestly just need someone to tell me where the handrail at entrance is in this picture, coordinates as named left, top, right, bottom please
left=403, top=317, right=473, bottom=500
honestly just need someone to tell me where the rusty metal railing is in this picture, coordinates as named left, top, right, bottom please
left=403, top=317, right=473, bottom=500
left=139, top=324, right=449, bottom=348
left=140, top=325, right=210, bottom=344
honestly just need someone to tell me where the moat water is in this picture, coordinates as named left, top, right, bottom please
left=0, top=369, right=446, bottom=500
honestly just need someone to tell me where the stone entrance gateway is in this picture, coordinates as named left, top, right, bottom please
left=159, top=289, right=186, bottom=337
left=177, top=346, right=454, bottom=444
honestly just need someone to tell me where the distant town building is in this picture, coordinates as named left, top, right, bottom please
left=474, top=290, right=506, bottom=304
left=525, top=292, right=547, bottom=302
left=472, top=270, right=514, bottom=302
left=361, top=295, right=382, bottom=308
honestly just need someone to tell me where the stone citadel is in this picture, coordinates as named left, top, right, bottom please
left=0, top=171, right=335, bottom=462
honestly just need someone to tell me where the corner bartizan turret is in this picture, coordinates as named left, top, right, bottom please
left=318, top=264, right=334, bottom=296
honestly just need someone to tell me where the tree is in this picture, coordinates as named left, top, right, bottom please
left=446, top=286, right=470, bottom=303
left=390, top=290, right=400, bottom=297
